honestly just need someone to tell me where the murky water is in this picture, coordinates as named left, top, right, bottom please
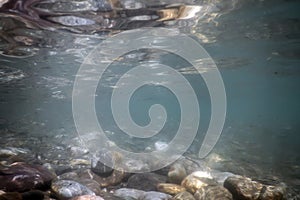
left=0, top=0, right=300, bottom=198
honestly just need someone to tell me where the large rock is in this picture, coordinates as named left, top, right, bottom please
left=224, top=176, right=285, bottom=200
left=51, top=180, right=95, bottom=199
left=194, top=185, right=232, bottom=200
left=127, top=173, right=167, bottom=191
left=0, top=162, right=55, bottom=192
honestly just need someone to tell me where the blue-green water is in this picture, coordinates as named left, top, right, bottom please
left=0, top=0, right=300, bottom=197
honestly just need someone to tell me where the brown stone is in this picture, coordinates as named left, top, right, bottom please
left=157, top=183, right=186, bottom=195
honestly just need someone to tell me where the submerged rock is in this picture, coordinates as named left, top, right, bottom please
left=127, top=173, right=167, bottom=191
left=114, top=188, right=145, bottom=199
left=224, top=176, right=285, bottom=200
left=139, top=191, right=171, bottom=200
left=157, top=183, right=186, bottom=195
left=0, top=192, right=22, bottom=200
left=70, top=195, right=104, bottom=200
left=0, top=162, right=55, bottom=192
left=167, top=163, right=187, bottom=184
left=181, top=171, right=216, bottom=194
left=194, top=185, right=232, bottom=200
left=51, top=180, right=95, bottom=199
left=172, top=191, right=195, bottom=200
left=93, top=169, right=128, bottom=187
left=91, top=150, right=114, bottom=177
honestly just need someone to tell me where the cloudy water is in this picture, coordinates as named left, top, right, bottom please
left=0, top=0, right=300, bottom=198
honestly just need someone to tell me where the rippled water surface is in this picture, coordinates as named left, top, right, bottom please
left=0, top=0, right=300, bottom=198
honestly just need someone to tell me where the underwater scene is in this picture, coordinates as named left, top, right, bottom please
left=0, top=0, right=300, bottom=199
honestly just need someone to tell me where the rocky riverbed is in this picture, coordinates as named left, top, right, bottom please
left=0, top=129, right=298, bottom=200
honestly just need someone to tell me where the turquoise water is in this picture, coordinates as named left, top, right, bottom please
left=0, top=0, right=300, bottom=196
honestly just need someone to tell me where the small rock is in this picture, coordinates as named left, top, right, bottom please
left=194, top=185, right=232, bottom=200
left=181, top=171, right=216, bottom=194
left=114, top=188, right=145, bottom=199
left=0, top=162, right=55, bottom=192
left=91, top=150, right=114, bottom=177
left=224, top=176, right=284, bottom=200
left=157, top=183, right=186, bottom=195
left=93, top=169, right=128, bottom=187
left=69, top=146, right=89, bottom=157
left=140, top=191, right=171, bottom=200
left=167, top=163, right=187, bottom=184
left=127, top=173, right=167, bottom=191
left=70, top=195, right=104, bottom=200
left=51, top=180, right=95, bottom=199
left=172, top=191, right=195, bottom=200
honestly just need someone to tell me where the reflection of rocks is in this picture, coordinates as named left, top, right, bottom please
left=157, top=183, right=186, bottom=195
left=224, top=176, right=285, bottom=200
left=51, top=180, right=95, bottom=199
left=127, top=173, right=167, bottom=191
left=0, top=162, right=55, bottom=192
left=194, top=185, right=232, bottom=200
left=172, top=191, right=196, bottom=200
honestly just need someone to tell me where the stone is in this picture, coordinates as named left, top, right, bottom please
left=210, top=171, right=236, bottom=185
left=21, top=190, right=45, bottom=200
left=0, top=192, right=22, bottom=200
left=113, top=188, right=145, bottom=199
left=172, top=191, right=195, bottom=200
left=157, top=183, right=186, bottom=195
left=167, top=163, right=187, bottom=184
left=51, top=180, right=95, bottom=199
left=70, top=195, right=104, bottom=200
left=181, top=171, right=216, bottom=194
left=0, top=162, right=55, bottom=192
left=91, top=150, right=114, bottom=177
left=127, top=173, right=167, bottom=191
left=139, top=191, right=171, bottom=200
left=194, top=186, right=232, bottom=200
left=69, top=146, right=89, bottom=157
left=224, top=176, right=285, bottom=200
left=93, top=169, right=128, bottom=187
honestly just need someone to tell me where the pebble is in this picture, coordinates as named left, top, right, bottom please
left=127, top=173, right=167, bottom=191
left=114, top=188, right=145, bottom=199
left=51, top=180, right=95, bottom=199
left=167, top=163, right=187, bottom=184
left=139, top=191, right=171, bottom=200
left=156, top=183, right=186, bottom=195
left=172, top=191, right=195, bottom=200
left=70, top=195, right=104, bottom=200
left=194, top=185, right=232, bottom=200
left=0, top=162, right=55, bottom=192
left=224, top=176, right=285, bottom=200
